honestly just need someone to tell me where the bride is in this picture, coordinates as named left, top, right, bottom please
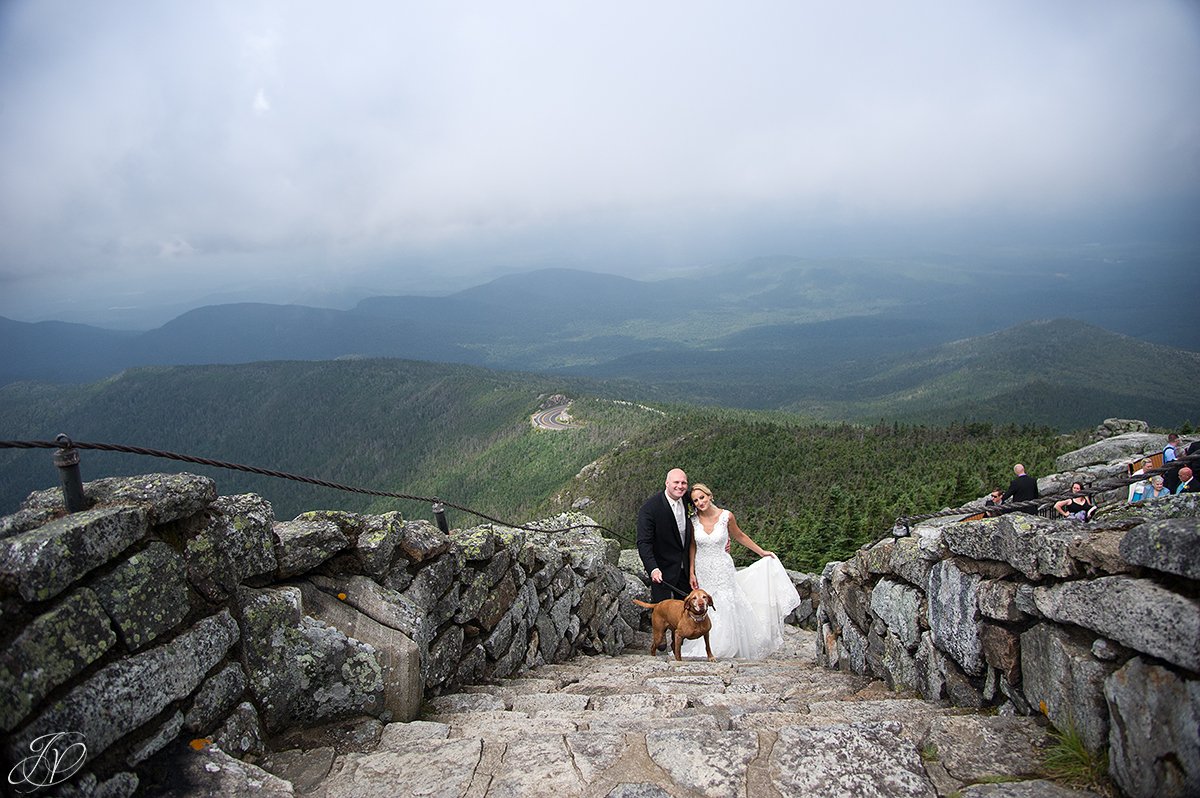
left=680, top=482, right=802, bottom=660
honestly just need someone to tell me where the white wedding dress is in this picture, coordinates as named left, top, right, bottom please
left=680, top=510, right=802, bottom=660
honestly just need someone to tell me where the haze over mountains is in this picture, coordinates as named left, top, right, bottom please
left=2, top=252, right=1197, bottom=523
left=4, top=250, right=1198, bottom=389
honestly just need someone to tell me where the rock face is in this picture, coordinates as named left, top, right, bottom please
left=817, top=429, right=1200, bottom=798
left=0, top=473, right=637, bottom=795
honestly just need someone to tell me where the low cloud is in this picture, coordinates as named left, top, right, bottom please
left=1, top=0, right=1198, bottom=323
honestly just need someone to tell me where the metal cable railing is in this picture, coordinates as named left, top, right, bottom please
left=1, top=435, right=717, bottom=598
left=0, top=435, right=625, bottom=540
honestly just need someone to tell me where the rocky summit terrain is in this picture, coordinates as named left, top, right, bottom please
left=152, top=626, right=1095, bottom=798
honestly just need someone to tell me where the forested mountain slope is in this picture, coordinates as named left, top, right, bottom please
left=6, top=254, right=1199, bottom=431
left=0, top=360, right=655, bottom=521
left=799, top=319, right=1200, bottom=427
left=1, top=358, right=1083, bottom=572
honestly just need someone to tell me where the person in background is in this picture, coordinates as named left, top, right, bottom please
left=984, top=488, right=1006, bottom=517
left=1127, top=458, right=1153, bottom=504
left=1133, top=475, right=1170, bottom=503
left=1002, top=464, right=1040, bottom=513
left=1164, top=434, right=1183, bottom=491
left=1163, top=433, right=1181, bottom=463
left=1146, top=475, right=1171, bottom=501
left=1054, top=482, right=1096, bottom=521
left=1175, top=467, right=1197, bottom=494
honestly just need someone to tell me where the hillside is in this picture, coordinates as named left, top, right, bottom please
left=799, top=318, right=1200, bottom=428
left=549, top=413, right=1076, bottom=571
left=1, top=358, right=1083, bottom=572
left=6, top=253, right=1199, bottom=425
left=0, top=360, right=658, bottom=521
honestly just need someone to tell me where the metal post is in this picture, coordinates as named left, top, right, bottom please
left=53, top=434, right=87, bottom=513
left=432, top=501, right=448, bottom=534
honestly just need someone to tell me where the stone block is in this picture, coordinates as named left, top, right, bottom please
left=237, top=586, right=384, bottom=733
left=22, top=472, right=217, bottom=526
left=1105, top=657, right=1200, bottom=798
left=1033, top=575, right=1200, bottom=672
left=454, top=567, right=491, bottom=623
left=127, top=710, right=184, bottom=766
left=184, top=494, right=276, bottom=601
left=298, top=582, right=421, bottom=723
left=0, top=587, right=116, bottom=731
left=976, top=578, right=1024, bottom=622
left=184, top=662, right=248, bottom=734
left=870, top=578, right=923, bottom=651
left=0, top=506, right=149, bottom=602
left=1119, top=517, right=1200, bottom=580
left=214, top=701, right=265, bottom=758
left=451, top=525, right=497, bottom=561
left=1054, top=431, right=1163, bottom=470
left=768, top=723, right=935, bottom=797
left=354, top=512, right=407, bottom=578
left=272, top=517, right=347, bottom=577
left=426, top=624, right=465, bottom=689
left=1019, top=622, right=1115, bottom=754
left=978, top=622, right=1021, bottom=686
left=943, top=515, right=1078, bottom=581
left=91, top=541, right=189, bottom=650
left=890, top=535, right=936, bottom=589
left=927, top=559, right=984, bottom=676
left=925, top=714, right=1051, bottom=784
left=6, top=610, right=238, bottom=766
left=398, top=519, right=450, bottom=564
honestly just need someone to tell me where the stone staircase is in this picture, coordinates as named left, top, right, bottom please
left=157, top=628, right=1101, bottom=797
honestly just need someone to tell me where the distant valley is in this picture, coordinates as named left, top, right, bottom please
left=0, top=358, right=1077, bottom=571
left=3, top=254, right=1197, bottom=430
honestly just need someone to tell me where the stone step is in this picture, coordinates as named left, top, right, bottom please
left=183, top=627, right=1099, bottom=798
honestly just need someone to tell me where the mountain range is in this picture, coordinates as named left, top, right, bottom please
left=2, top=256, right=1198, bottom=430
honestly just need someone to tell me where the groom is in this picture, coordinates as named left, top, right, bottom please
left=636, top=468, right=694, bottom=605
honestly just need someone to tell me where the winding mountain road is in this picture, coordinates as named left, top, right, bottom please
left=532, top=404, right=572, bottom=430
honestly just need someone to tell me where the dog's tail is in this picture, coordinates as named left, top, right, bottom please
left=631, top=599, right=658, bottom=609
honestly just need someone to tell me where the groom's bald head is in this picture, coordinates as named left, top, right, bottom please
left=665, top=469, right=688, bottom=500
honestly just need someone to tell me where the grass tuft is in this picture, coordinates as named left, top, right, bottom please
left=1042, top=720, right=1111, bottom=794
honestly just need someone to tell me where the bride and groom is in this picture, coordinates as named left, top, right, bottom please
left=635, top=468, right=801, bottom=659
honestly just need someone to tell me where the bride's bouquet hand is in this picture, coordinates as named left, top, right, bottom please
left=761, top=551, right=776, bottom=559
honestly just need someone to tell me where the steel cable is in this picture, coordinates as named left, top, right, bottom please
left=0, top=437, right=625, bottom=540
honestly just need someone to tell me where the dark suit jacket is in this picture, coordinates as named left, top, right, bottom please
left=1003, top=474, right=1039, bottom=503
left=636, top=491, right=694, bottom=602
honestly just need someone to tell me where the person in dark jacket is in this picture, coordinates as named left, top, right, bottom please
left=1002, top=463, right=1040, bottom=513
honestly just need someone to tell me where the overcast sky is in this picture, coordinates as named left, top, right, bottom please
left=2, top=1, right=1199, bottom=325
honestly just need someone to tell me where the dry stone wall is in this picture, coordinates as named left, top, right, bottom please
left=816, top=430, right=1200, bottom=798
left=0, top=473, right=634, bottom=797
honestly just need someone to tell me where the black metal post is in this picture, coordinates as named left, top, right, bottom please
left=432, top=501, right=448, bottom=533
left=53, top=434, right=87, bottom=513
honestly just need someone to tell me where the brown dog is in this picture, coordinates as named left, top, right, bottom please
left=632, top=588, right=716, bottom=661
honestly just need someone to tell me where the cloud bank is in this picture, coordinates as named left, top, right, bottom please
left=1, top=1, right=1198, bottom=323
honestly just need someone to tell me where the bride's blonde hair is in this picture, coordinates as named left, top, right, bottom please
left=690, top=483, right=714, bottom=500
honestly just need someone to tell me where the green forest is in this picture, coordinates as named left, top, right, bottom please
left=545, top=406, right=1079, bottom=572
left=1, top=360, right=1091, bottom=573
